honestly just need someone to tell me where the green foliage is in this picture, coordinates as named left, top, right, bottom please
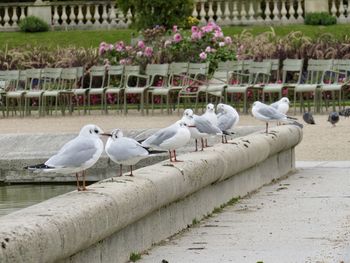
left=304, top=12, right=337, bottom=26
left=19, top=16, right=49, bottom=33
left=117, top=0, right=193, bottom=30
left=129, top=252, right=141, bottom=262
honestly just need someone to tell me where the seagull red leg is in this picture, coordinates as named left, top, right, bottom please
left=82, top=170, right=87, bottom=191
left=119, top=164, right=123, bottom=176
left=129, top=165, right=133, bottom=176
left=75, top=173, right=82, bottom=191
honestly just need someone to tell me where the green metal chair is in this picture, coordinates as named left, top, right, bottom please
left=87, top=66, right=106, bottom=114
left=177, top=62, right=210, bottom=114
left=263, top=59, right=303, bottom=103
left=320, top=59, right=350, bottom=112
left=123, top=65, right=141, bottom=115
left=104, top=65, right=124, bottom=114
left=71, top=66, right=87, bottom=114
left=294, top=59, right=333, bottom=114
left=41, top=68, right=63, bottom=116
left=23, top=68, right=43, bottom=116
left=0, top=70, right=23, bottom=117
left=149, top=62, right=188, bottom=115
left=59, top=67, right=79, bottom=115
left=124, top=64, right=169, bottom=115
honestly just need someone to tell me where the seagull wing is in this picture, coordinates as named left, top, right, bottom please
left=217, top=113, right=235, bottom=132
left=257, top=105, right=286, bottom=120
left=195, top=115, right=222, bottom=135
left=142, top=125, right=178, bottom=147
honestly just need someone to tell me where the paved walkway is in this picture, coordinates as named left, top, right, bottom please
left=140, top=162, right=350, bottom=263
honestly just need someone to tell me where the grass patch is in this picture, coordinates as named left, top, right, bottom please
left=3, top=24, right=350, bottom=51
left=129, top=252, right=142, bottom=262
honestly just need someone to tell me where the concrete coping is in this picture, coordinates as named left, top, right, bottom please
left=0, top=125, right=302, bottom=262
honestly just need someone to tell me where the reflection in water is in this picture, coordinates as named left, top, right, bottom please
left=0, top=184, right=76, bottom=217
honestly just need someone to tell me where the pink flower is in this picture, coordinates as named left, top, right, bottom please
left=115, top=41, right=125, bottom=52
left=172, top=25, right=178, bottom=33
left=191, top=31, right=203, bottom=40
left=191, top=26, right=199, bottom=33
left=173, top=33, right=182, bottom=43
left=137, top=51, right=143, bottom=57
left=137, top=40, right=145, bottom=49
left=119, top=59, right=127, bottom=65
left=224, top=36, right=232, bottom=45
left=199, top=52, right=207, bottom=60
left=144, top=47, right=153, bottom=57
left=214, top=30, right=224, bottom=38
left=125, top=45, right=133, bottom=51
left=219, top=42, right=225, bottom=47
left=98, top=42, right=107, bottom=55
left=205, top=46, right=212, bottom=53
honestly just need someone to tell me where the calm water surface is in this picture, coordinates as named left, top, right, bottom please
left=0, top=184, right=76, bottom=217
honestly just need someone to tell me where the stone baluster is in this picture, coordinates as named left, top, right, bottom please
left=101, top=4, right=108, bottom=25
left=280, top=0, right=288, bottom=23
left=12, top=7, right=18, bottom=27
left=288, top=0, right=297, bottom=23
left=192, top=2, right=198, bottom=19
left=77, top=5, right=84, bottom=25
left=92, top=4, right=99, bottom=24
left=109, top=4, right=117, bottom=26
left=126, top=8, right=132, bottom=26
left=199, top=1, right=206, bottom=24
left=248, top=1, right=256, bottom=23
left=3, top=7, right=10, bottom=28
left=240, top=1, right=248, bottom=24
left=86, top=5, right=92, bottom=25
left=330, top=0, right=337, bottom=17
left=53, top=5, right=59, bottom=25
left=208, top=1, right=215, bottom=22
left=297, top=0, right=304, bottom=22
left=232, top=1, right=239, bottom=25
left=216, top=1, right=223, bottom=24
left=265, top=1, right=272, bottom=23
left=61, top=5, right=68, bottom=26
left=19, top=6, right=25, bottom=22
left=223, top=1, right=231, bottom=25
left=339, top=1, right=346, bottom=23
left=272, top=0, right=279, bottom=22
left=256, top=1, right=263, bottom=23
left=117, top=10, right=126, bottom=28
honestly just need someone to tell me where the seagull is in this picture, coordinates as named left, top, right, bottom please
left=182, top=109, right=222, bottom=151
left=141, top=121, right=191, bottom=162
left=270, top=97, right=290, bottom=115
left=24, top=124, right=109, bottom=191
left=328, top=112, right=340, bottom=127
left=202, top=103, right=218, bottom=126
left=252, top=101, right=300, bottom=133
left=303, top=112, right=315, bottom=124
left=105, top=129, right=166, bottom=177
left=217, top=103, right=239, bottom=143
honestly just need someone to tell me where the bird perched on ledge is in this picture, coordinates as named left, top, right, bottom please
left=216, top=103, right=239, bottom=143
left=24, top=124, right=109, bottom=191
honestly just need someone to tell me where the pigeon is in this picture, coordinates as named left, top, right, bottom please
left=303, top=112, right=315, bottom=125
left=339, top=108, right=350, bottom=118
left=252, top=101, right=301, bottom=133
left=328, top=112, right=340, bottom=127
left=216, top=103, right=239, bottom=143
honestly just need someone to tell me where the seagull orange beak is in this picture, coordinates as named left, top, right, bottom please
left=101, top=133, right=112, bottom=137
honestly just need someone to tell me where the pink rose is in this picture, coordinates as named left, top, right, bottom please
left=137, top=40, right=145, bottom=49
left=199, top=52, right=207, bottom=60
left=224, top=36, right=232, bottom=45
left=144, top=47, right=153, bottom=57
left=172, top=25, right=178, bottom=33
left=191, top=26, right=199, bottom=33
left=173, top=33, right=182, bottom=43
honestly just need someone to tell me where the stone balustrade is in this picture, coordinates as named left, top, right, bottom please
left=0, top=0, right=348, bottom=32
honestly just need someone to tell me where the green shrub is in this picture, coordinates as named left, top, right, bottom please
left=117, top=0, right=193, bottom=30
left=304, top=12, right=337, bottom=26
left=19, top=16, right=49, bottom=32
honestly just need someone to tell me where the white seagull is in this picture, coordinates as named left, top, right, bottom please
left=182, top=108, right=222, bottom=151
left=202, top=103, right=218, bottom=126
left=105, top=129, right=163, bottom=176
left=217, top=103, right=239, bottom=143
left=270, top=97, right=290, bottom=115
left=141, top=121, right=191, bottom=162
left=25, top=124, right=109, bottom=191
left=252, top=101, right=299, bottom=133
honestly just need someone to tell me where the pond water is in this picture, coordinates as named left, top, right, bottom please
left=0, top=184, right=76, bottom=217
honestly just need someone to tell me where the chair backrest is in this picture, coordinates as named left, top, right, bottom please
left=0, top=70, right=20, bottom=91
left=281, top=59, right=304, bottom=85
left=217, top=61, right=235, bottom=72
left=330, top=59, right=350, bottom=84
left=25, top=68, right=42, bottom=90
left=305, top=59, right=333, bottom=84
left=248, top=61, right=272, bottom=84
left=184, top=62, right=210, bottom=86
left=89, top=66, right=105, bottom=89
left=145, top=64, right=169, bottom=88
left=263, top=59, right=280, bottom=82
left=60, top=68, right=78, bottom=90
left=42, top=68, right=62, bottom=90
left=168, top=62, right=188, bottom=87
left=107, top=65, right=124, bottom=88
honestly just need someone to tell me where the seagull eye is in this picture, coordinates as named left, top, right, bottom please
left=94, top=129, right=99, bottom=134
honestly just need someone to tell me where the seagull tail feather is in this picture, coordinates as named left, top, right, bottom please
left=286, top=116, right=298, bottom=120
left=24, top=163, right=53, bottom=171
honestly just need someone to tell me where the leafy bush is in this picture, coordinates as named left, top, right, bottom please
left=304, top=12, right=337, bottom=26
left=19, top=16, right=49, bottom=33
left=117, top=0, right=193, bottom=30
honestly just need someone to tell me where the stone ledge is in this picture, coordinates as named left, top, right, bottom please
left=0, top=125, right=302, bottom=263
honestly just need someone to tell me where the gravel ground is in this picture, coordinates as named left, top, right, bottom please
left=0, top=111, right=347, bottom=161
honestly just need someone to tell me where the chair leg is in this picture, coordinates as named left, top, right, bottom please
left=124, top=92, right=128, bottom=115
left=293, top=90, right=297, bottom=115
left=151, top=93, right=155, bottom=115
